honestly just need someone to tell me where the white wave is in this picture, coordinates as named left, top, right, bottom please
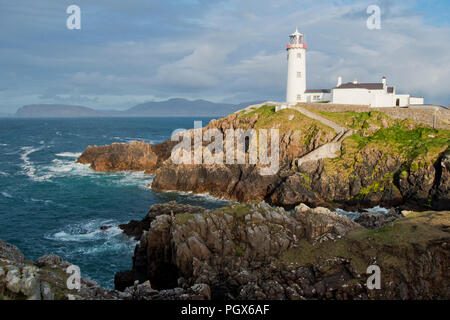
left=158, top=189, right=232, bottom=203
left=108, top=171, right=154, bottom=189
left=19, top=146, right=46, bottom=181
left=73, top=239, right=135, bottom=255
left=114, top=137, right=156, bottom=144
left=45, top=219, right=137, bottom=255
left=0, top=171, right=9, bottom=177
left=335, top=206, right=391, bottom=220
left=335, top=208, right=360, bottom=219
left=46, top=219, right=122, bottom=242
left=30, top=198, right=54, bottom=205
left=0, top=143, right=7, bottom=146
left=1, top=191, right=12, bottom=198
left=55, top=152, right=82, bottom=158
left=364, top=205, right=390, bottom=215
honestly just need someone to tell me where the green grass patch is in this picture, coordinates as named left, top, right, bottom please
left=280, top=211, right=450, bottom=275
left=235, top=245, right=244, bottom=257
left=175, top=213, right=195, bottom=225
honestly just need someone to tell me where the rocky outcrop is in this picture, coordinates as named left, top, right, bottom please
left=117, top=201, right=450, bottom=300
left=0, top=238, right=211, bottom=300
left=355, top=208, right=400, bottom=229
left=119, top=201, right=207, bottom=240
left=78, top=106, right=450, bottom=211
left=77, top=140, right=175, bottom=174
left=0, top=240, right=114, bottom=300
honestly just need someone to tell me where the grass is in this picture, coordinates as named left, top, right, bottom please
left=220, top=203, right=251, bottom=220
left=239, top=104, right=276, bottom=119
left=324, top=118, right=449, bottom=178
left=235, top=245, right=244, bottom=257
left=237, top=105, right=335, bottom=145
left=174, top=213, right=195, bottom=225
left=280, top=211, right=450, bottom=275
left=306, top=109, right=392, bottom=130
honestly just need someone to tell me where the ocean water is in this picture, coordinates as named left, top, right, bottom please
left=0, top=117, right=230, bottom=289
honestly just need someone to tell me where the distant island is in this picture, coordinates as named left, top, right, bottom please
left=14, top=98, right=263, bottom=118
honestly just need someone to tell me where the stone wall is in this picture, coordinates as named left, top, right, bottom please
left=298, top=103, right=450, bottom=130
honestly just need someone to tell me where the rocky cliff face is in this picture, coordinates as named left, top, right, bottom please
left=78, top=106, right=449, bottom=211
left=116, top=202, right=450, bottom=300
left=77, top=140, right=176, bottom=174
left=0, top=239, right=211, bottom=300
left=0, top=240, right=115, bottom=300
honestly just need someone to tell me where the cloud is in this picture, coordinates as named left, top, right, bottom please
left=0, top=0, right=449, bottom=112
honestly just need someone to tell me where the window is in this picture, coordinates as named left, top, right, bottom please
left=297, top=94, right=302, bottom=101
left=297, top=53, right=302, bottom=59
left=297, top=72, right=302, bottom=78
left=313, top=95, right=320, bottom=100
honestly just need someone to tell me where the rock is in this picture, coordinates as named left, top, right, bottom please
left=77, top=109, right=449, bottom=212
left=295, top=206, right=360, bottom=240
left=294, top=203, right=310, bottom=213
left=41, top=282, right=54, bottom=300
left=401, top=210, right=413, bottom=217
left=114, top=270, right=134, bottom=292
left=0, top=240, right=25, bottom=265
left=5, top=266, right=21, bottom=293
left=119, top=201, right=206, bottom=240
left=1, top=239, right=119, bottom=300
left=356, top=209, right=400, bottom=229
left=35, top=254, right=70, bottom=268
left=191, top=283, right=211, bottom=300
left=115, top=201, right=450, bottom=300
left=77, top=141, right=161, bottom=173
left=20, top=265, right=41, bottom=300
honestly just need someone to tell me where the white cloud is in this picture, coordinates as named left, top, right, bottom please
left=0, top=0, right=449, bottom=112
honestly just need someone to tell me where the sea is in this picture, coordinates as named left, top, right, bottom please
left=0, top=117, right=390, bottom=289
left=0, top=117, right=230, bottom=288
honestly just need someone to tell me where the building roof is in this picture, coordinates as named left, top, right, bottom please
left=387, top=87, right=394, bottom=93
left=335, top=82, right=384, bottom=90
left=305, top=89, right=331, bottom=93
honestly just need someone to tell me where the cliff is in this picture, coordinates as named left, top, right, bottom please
left=0, top=238, right=211, bottom=300
left=116, top=201, right=450, bottom=300
left=2, top=202, right=449, bottom=300
left=78, top=104, right=450, bottom=211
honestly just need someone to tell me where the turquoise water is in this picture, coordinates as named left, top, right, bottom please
left=0, top=117, right=229, bottom=288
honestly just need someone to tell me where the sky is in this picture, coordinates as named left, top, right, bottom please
left=0, top=0, right=449, bottom=113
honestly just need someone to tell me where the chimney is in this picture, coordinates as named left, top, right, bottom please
left=382, top=76, right=387, bottom=91
left=337, top=76, right=342, bottom=87
left=353, top=78, right=358, bottom=84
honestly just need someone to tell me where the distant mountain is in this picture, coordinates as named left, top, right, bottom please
left=14, top=99, right=267, bottom=118
left=16, top=104, right=107, bottom=117
left=125, top=98, right=242, bottom=116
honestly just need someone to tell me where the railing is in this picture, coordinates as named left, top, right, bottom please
left=286, top=42, right=307, bottom=49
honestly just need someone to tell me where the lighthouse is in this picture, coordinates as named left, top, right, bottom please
left=286, top=28, right=307, bottom=105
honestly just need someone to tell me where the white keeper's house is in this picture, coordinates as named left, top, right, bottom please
left=285, top=28, right=424, bottom=107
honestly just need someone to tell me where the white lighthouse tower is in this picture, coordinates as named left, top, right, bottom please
left=286, top=28, right=307, bottom=105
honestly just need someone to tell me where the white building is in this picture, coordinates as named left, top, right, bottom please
left=285, top=29, right=425, bottom=107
